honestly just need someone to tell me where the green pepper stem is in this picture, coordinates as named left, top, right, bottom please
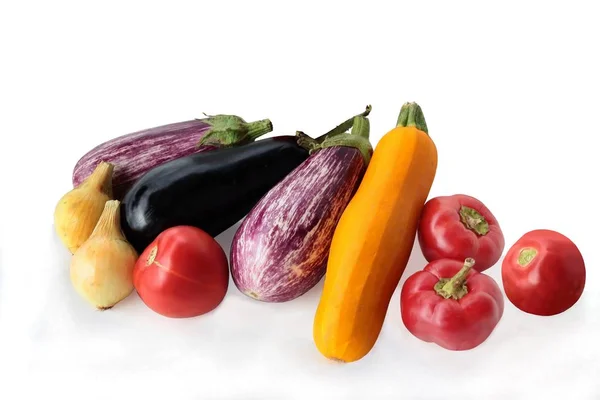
left=396, top=102, right=428, bottom=134
left=459, top=206, right=489, bottom=236
left=434, top=258, right=476, bottom=300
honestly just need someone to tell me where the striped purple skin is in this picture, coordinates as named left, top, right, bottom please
left=230, top=146, right=366, bottom=302
left=72, top=119, right=216, bottom=199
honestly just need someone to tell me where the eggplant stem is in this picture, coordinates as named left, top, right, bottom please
left=314, top=105, right=372, bottom=142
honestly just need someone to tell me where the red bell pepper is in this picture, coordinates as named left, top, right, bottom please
left=400, top=258, right=504, bottom=351
left=418, top=194, right=505, bottom=272
left=502, top=229, right=586, bottom=316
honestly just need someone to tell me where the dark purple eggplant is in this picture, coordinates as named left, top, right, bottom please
left=73, top=114, right=272, bottom=199
left=230, top=108, right=373, bottom=302
left=120, top=135, right=313, bottom=253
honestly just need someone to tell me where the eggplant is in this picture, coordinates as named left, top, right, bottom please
left=230, top=109, right=373, bottom=302
left=120, top=136, right=311, bottom=253
left=72, top=114, right=273, bottom=199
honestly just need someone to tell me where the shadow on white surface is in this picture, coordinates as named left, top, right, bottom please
left=31, top=222, right=597, bottom=393
left=215, top=217, right=326, bottom=307
left=214, top=219, right=243, bottom=262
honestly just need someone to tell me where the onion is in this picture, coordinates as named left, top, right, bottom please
left=54, top=161, right=114, bottom=254
left=70, top=200, right=138, bottom=310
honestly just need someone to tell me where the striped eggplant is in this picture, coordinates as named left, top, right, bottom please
left=230, top=108, right=373, bottom=302
left=72, top=114, right=273, bottom=199
left=120, top=135, right=313, bottom=253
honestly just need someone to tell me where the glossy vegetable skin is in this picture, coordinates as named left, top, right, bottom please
left=133, top=226, right=229, bottom=318
left=313, top=102, right=438, bottom=363
left=73, top=115, right=273, bottom=199
left=121, top=136, right=310, bottom=253
left=501, top=229, right=585, bottom=316
left=418, top=194, right=505, bottom=272
left=401, top=258, right=504, bottom=351
left=231, top=112, right=372, bottom=302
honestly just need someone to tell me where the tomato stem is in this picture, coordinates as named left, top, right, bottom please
left=146, top=246, right=158, bottom=266
left=434, top=258, right=476, bottom=300
left=518, top=248, right=537, bottom=266
left=459, top=206, right=489, bottom=236
left=396, top=102, right=428, bottom=134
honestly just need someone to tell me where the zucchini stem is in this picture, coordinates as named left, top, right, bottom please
left=396, top=102, right=428, bottom=134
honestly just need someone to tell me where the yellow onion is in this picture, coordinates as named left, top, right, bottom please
left=70, top=200, right=138, bottom=310
left=54, top=162, right=114, bottom=254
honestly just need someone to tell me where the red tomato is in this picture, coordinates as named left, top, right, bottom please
left=418, top=194, right=505, bottom=272
left=501, top=229, right=585, bottom=316
left=133, top=226, right=229, bottom=318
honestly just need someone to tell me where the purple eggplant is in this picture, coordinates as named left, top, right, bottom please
left=230, top=107, right=373, bottom=302
left=72, top=114, right=272, bottom=199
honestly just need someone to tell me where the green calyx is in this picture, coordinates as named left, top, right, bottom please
left=434, top=258, right=476, bottom=300
left=518, top=248, right=538, bottom=267
left=296, top=131, right=321, bottom=153
left=197, top=114, right=273, bottom=147
left=396, top=102, right=428, bottom=134
left=319, top=116, right=372, bottom=165
left=315, top=105, right=372, bottom=141
left=459, top=206, right=490, bottom=236
left=298, top=105, right=373, bottom=166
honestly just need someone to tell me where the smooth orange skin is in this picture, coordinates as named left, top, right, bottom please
left=313, top=125, right=438, bottom=362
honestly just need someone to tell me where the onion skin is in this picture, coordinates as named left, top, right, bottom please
left=70, top=200, right=138, bottom=310
left=54, top=162, right=114, bottom=254
left=230, top=146, right=366, bottom=302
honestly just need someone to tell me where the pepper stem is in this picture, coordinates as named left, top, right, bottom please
left=396, top=102, right=428, bottom=134
left=434, top=258, right=476, bottom=300
left=197, top=114, right=273, bottom=147
left=459, top=206, right=489, bottom=236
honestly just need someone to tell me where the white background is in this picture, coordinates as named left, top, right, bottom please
left=1, top=1, right=599, bottom=399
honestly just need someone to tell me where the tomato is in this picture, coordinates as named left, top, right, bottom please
left=133, top=225, right=229, bottom=318
left=417, top=194, right=505, bottom=272
left=501, top=229, right=585, bottom=316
